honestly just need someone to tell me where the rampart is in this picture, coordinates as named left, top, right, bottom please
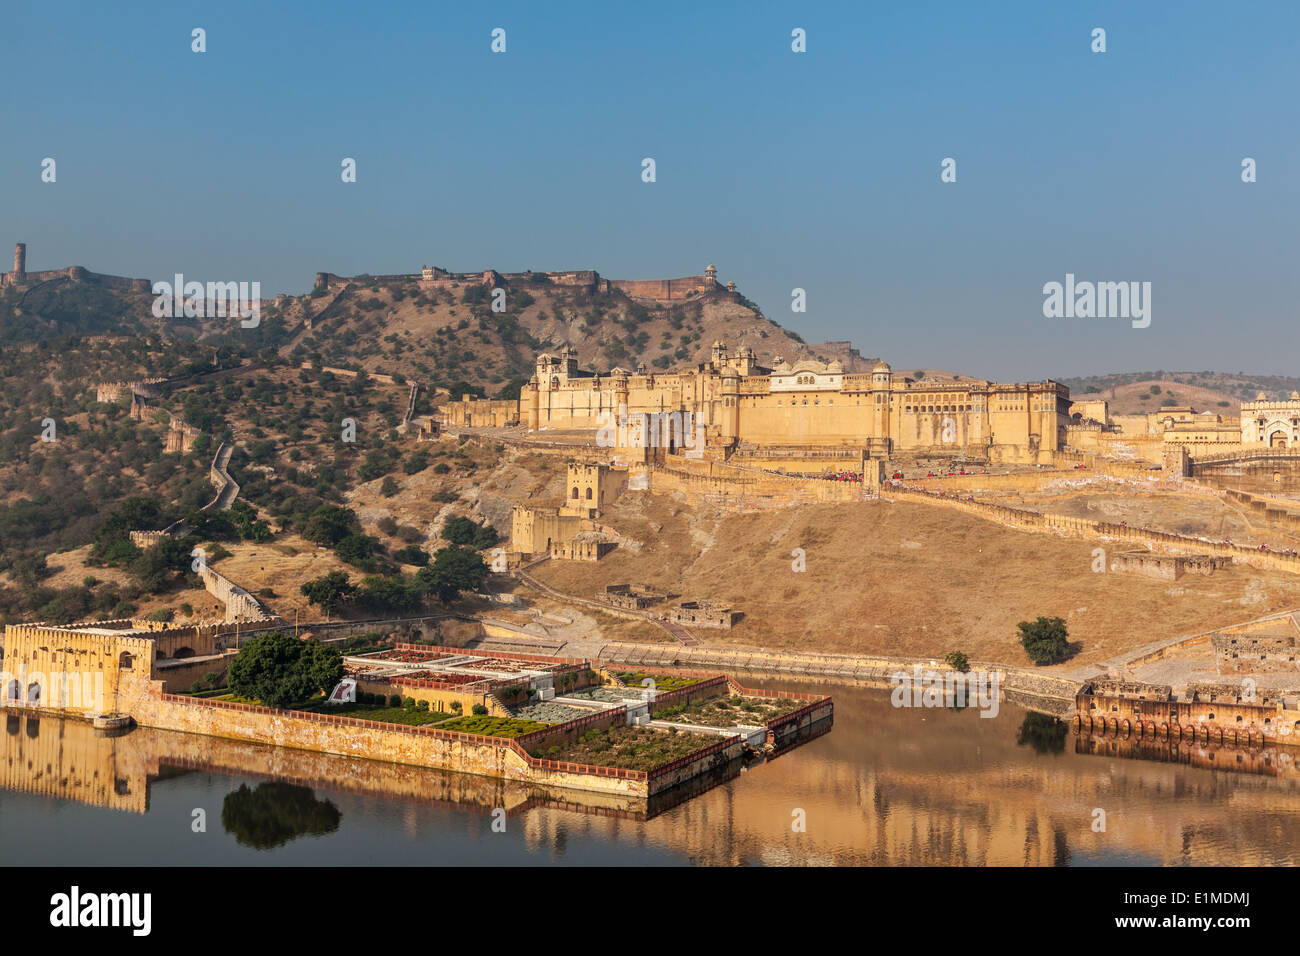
left=1110, top=550, right=1229, bottom=581
left=881, top=484, right=1300, bottom=575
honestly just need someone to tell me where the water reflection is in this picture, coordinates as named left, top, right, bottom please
left=1017, top=713, right=1068, bottom=755
left=4, top=681, right=1300, bottom=866
left=222, top=782, right=342, bottom=850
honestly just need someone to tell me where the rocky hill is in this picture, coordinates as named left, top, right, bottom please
left=2, top=261, right=877, bottom=395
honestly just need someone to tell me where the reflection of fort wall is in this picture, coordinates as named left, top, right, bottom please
left=9, top=687, right=1300, bottom=867
left=1073, top=729, right=1297, bottom=778
left=0, top=713, right=727, bottom=821
left=516, top=688, right=1300, bottom=866
left=0, top=713, right=148, bottom=813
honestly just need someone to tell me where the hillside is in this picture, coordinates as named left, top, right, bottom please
left=1063, top=371, right=1300, bottom=414
left=260, top=277, right=868, bottom=392
left=528, top=494, right=1300, bottom=667
left=2, top=263, right=874, bottom=394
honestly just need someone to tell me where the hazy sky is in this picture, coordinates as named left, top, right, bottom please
left=2, top=1, right=1296, bottom=381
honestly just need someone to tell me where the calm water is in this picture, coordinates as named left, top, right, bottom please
left=4, top=678, right=1300, bottom=866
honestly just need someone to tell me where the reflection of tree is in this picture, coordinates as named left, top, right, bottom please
left=221, top=782, right=341, bottom=850
left=1016, top=712, right=1067, bottom=755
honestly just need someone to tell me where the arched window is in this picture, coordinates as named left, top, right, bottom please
left=4, top=678, right=18, bottom=701
left=585, top=487, right=593, bottom=500
left=571, top=487, right=579, bottom=499
left=119, top=652, right=133, bottom=670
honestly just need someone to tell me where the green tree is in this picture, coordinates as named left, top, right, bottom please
left=417, top=545, right=489, bottom=602
left=943, top=650, right=971, bottom=672
left=355, top=574, right=425, bottom=613
left=227, top=633, right=343, bottom=708
left=300, top=571, right=356, bottom=615
left=334, top=533, right=380, bottom=569
left=301, top=505, right=359, bottom=546
left=1017, top=616, right=1070, bottom=665
left=440, top=515, right=499, bottom=550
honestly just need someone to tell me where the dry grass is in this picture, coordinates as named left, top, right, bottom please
left=529, top=495, right=1300, bottom=668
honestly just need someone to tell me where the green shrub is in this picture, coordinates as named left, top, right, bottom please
left=388, top=694, right=402, bottom=708
left=403, top=696, right=416, bottom=709
left=944, top=650, right=971, bottom=672
left=471, top=703, right=488, bottom=715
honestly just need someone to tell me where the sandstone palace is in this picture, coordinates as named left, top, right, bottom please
left=455, top=342, right=1072, bottom=464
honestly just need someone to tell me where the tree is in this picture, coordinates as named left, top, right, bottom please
left=300, top=571, right=355, bottom=615
left=943, top=650, right=970, bottom=673
left=1017, top=616, right=1070, bottom=665
left=392, top=545, right=429, bottom=567
left=417, top=545, right=489, bottom=602
left=334, top=533, right=380, bottom=569
left=227, top=633, right=343, bottom=708
left=301, top=505, right=359, bottom=546
left=355, top=574, right=424, bottom=613
left=440, top=515, right=499, bottom=550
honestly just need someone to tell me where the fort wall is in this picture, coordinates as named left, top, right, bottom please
left=881, top=484, right=1300, bottom=574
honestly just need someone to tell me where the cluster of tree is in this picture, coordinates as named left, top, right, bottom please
left=299, top=544, right=489, bottom=616
left=299, top=504, right=386, bottom=572
left=440, top=515, right=499, bottom=550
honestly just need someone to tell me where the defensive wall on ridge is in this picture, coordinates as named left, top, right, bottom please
left=881, top=485, right=1300, bottom=574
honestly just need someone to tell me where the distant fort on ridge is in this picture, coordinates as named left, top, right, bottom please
left=314, top=262, right=744, bottom=304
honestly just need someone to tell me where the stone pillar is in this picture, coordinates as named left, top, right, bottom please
left=314, top=272, right=327, bottom=291
left=13, top=242, right=26, bottom=277
left=862, top=454, right=886, bottom=493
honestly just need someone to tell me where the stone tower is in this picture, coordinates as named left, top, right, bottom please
left=705, top=263, right=717, bottom=285
left=13, top=243, right=26, bottom=278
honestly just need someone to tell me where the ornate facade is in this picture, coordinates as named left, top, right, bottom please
left=519, top=342, right=1071, bottom=461
left=1242, top=392, right=1300, bottom=448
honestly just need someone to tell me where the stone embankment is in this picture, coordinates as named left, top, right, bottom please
left=593, top=642, right=1082, bottom=714
left=511, top=565, right=701, bottom=646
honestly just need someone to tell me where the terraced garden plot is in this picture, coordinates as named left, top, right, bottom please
left=510, top=701, right=591, bottom=723
left=296, top=702, right=457, bottom=727
left=434, top=715, right=548, bottom=737
left=653, top=695, right=804, bottom=728
left=567, top=686, right=644, bottom=702
left=614, top=671, right=702, bottom=692
left=529, top=725, right=714, bottom=772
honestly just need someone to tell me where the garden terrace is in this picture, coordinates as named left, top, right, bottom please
left=297, top=700, right=459, bottom=727
left=567, top=686, right=646, bottom=702
left=526, top=724, right=720, bottom=772
left=651, top=694, right=806, bottom=729
left=614, top=671, right=703, bottom=692
left=433, top=715, right=549, bottom=737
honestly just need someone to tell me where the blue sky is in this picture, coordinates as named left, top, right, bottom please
left=2, top=0, right=1296, bottom=381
